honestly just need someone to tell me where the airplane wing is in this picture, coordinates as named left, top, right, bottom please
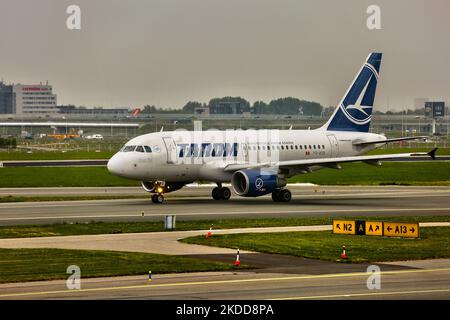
left=223, top=148, right=437, bottom=172
left=352, top=136, right=428, bottom=146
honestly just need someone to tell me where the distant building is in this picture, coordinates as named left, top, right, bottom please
left=414, top=98, right=429, bottom=110
left=0, top=82, right=15, bottom=114
left=13, top=83, right=58, bottom=114
left=57, top=105, right=129, bottom=116
left=209, top=101, right=250, bottom=115
left=194, top=106, right=209, bottom=116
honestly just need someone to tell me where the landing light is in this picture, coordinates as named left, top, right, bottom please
left=157, top=187, right=164, bottom=193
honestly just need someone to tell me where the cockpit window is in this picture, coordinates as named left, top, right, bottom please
left=135, top=146, right=145, bottom=153
left=122, top=145, right=136, bottom=152
left=144, top=146, right=152, bottom=153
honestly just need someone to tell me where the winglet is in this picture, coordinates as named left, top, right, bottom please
left=428, top=148, right=438, bottom=160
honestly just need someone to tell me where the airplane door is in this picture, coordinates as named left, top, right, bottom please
left=326, top=134, right=339, bottom=157
left=162, top=137, right=177, bottom=164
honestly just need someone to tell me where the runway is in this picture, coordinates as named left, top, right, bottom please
left=1, top=185, right=450, bottom=225
left=1, top=263, right=450, bottom=300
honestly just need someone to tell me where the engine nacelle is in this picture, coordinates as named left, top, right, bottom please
left=141, top=181, right=156, bottom=193
left=231, top=169, right=282, bottom=197
left=141, top=181, right=186, bottom=194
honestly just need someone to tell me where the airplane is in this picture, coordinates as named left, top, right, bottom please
left=107, top=52, right=436, bottom=204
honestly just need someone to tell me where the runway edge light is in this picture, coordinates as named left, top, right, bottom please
left=234, top=248, right=240, bottom=267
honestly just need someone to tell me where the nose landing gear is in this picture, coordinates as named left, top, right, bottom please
left=151, top=182, right=166, bottom=204
left=151, top=193, right=164, bottom=204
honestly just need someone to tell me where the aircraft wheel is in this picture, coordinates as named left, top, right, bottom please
left=279, top=189, right=292, bottom=202
left=152, top=194, right=164, bottom=204
left=220, top=187, right=231, bottom=200
left=212, top=187, right=221, bottom=200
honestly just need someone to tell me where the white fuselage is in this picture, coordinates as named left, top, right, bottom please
left=107, top=129, right=386, bottom=183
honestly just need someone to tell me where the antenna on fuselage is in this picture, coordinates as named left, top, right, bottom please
left=160, top=126, right=164, bottom=132
left=289, top=125, right=293, bottom=130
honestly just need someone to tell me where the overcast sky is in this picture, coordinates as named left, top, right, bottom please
left=0, top=0, right=449, bottom=111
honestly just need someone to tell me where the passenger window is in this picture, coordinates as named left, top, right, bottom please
left=144, top=146, right=152, bottom=153
left=136, top=146, right=145, bottom=153
left=281, top=146, right=284, bottom=150
left=295, top=145, right=298, bottom=150
left=267, top=145, right=271, bottom=150
left=290, top=145, right=294, bottom=150
left=309, top=145, right=312, bottom=149
left=304, top=145, right=307, bottom=149
left=313, top=145, right=316, bottom=149
left=322, top=145, right=325, bottom=149
left=299, top=145, right=303, bottom=150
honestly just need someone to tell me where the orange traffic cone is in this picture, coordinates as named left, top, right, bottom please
left=340, top=245, right=348, bottom=260
left=206, top=225, right=213, bottom=238
left=234, top=248, right=241, bottom=267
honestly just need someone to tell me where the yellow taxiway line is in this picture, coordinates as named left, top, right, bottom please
left=271, top=288, right=450, bottom=300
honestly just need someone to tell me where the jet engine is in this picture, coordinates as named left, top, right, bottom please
left=231, top=169, right=284, bottom=197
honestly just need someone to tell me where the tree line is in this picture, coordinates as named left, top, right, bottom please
left=0, top=137, right=16, bottom=148
left=142, top=97, right=324, bottom=116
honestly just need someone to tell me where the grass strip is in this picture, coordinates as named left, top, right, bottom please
left=181, top=227, right=450, bottom=263
left=1, top=162, right=450, bottom=187
left=0, top=248, right=238, bottom=283
left=1, top=216, right=450, bottom=239
left=0, top=195, right=149, bottom=203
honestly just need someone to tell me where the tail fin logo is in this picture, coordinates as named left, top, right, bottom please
left=340, top=63, right=379, bottom=125
left=324, top=52, right=382, bottom=132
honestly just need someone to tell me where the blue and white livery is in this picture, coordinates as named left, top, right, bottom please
left=107, top=53, right=435, bottom=203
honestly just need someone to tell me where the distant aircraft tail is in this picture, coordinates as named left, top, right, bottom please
left=319, top=52, right=382, bottom=132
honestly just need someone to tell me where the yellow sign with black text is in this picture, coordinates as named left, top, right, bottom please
left=383, top=222, right=419, bottom=238
left=365, top=221, right=383, bottom=236
left=332, top=220, right=420, bottom=238
left=332, top=220, right=356, bottom=235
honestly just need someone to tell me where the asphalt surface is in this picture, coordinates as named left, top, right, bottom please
left=1, top=185, right=450, bottom=300
left=1, top=263, right=450, bottom=300
left=1, top=185, right=450, bottom=225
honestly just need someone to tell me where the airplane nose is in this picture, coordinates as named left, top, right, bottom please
left=107, top=154, right=121, bottom=176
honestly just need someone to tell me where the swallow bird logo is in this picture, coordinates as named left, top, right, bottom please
left=255, top=178, right=264, bottom=190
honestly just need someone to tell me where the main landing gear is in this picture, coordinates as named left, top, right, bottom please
left=271, top=188, right=292, bottom=202
left=212, top=184, right=231, bottom=201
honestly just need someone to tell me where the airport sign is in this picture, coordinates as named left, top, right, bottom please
left=332, top=220, right=419, bottom=238
left=365, top=221, right=383, bottom=236
left=332, top=220, right=357, bottom=235
left=383, top=222, right=420, bottom=238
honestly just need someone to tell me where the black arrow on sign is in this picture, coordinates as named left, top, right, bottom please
left=387, top=226, right=392, bottom=232
left=375, top=225, right=380, bottom=231
left=410, top=228, right=415, bottom=233
left=336, top=224, right=341, bottom=230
